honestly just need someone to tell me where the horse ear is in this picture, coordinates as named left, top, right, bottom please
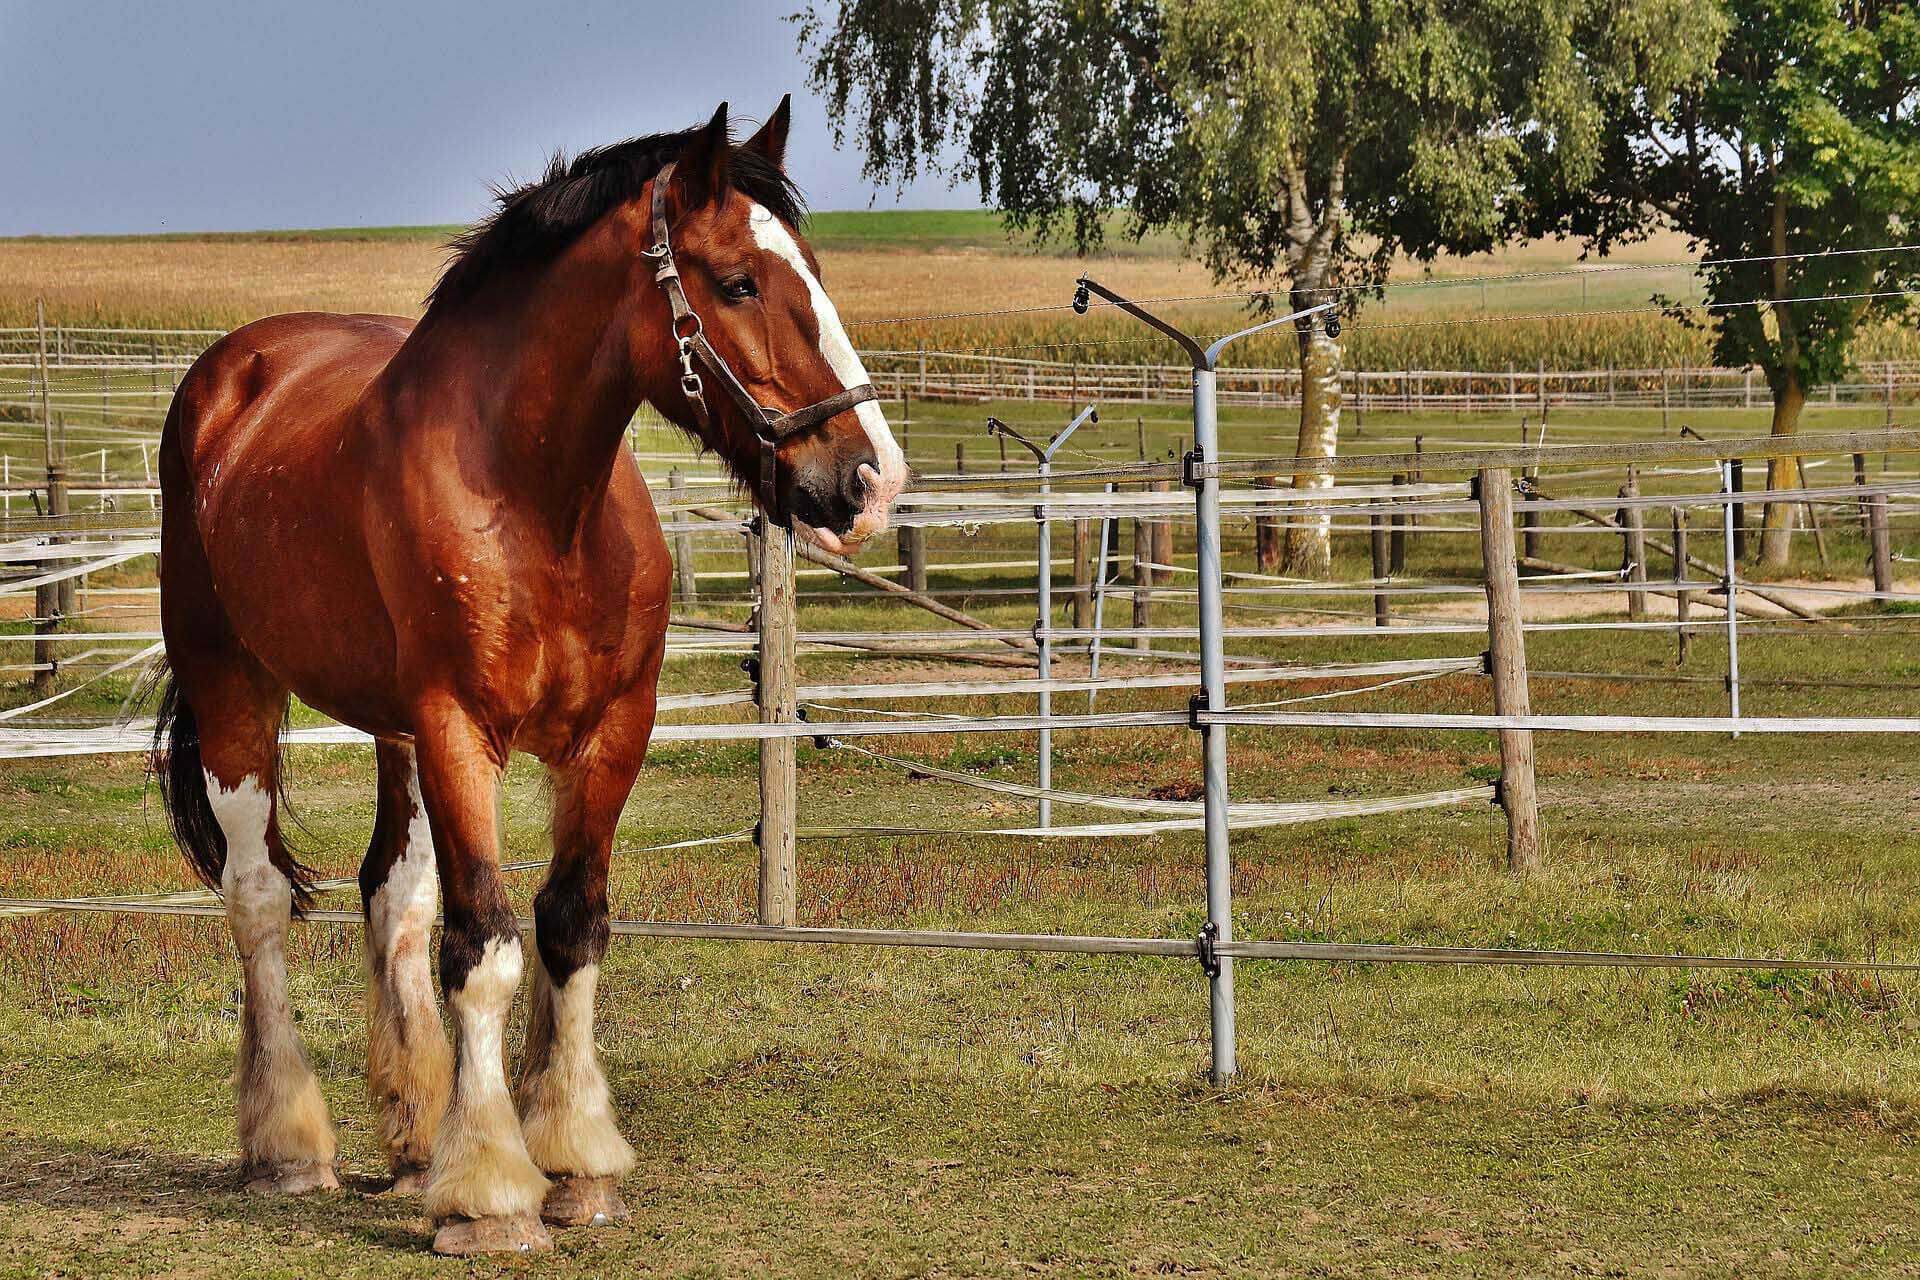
left=679, top=102, right=732, bottom=204
left=744, top=94, right=792, bottom=171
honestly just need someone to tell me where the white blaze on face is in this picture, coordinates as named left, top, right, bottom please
left=748, top=203, right=908, bottom=550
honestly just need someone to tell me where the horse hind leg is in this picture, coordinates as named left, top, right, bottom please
left=360, top=740, right=453, bottom=1194
left=181, top=670, right=340, bottom=1193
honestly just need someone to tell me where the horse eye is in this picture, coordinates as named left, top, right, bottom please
left=721, top=275, right=758, bottom=301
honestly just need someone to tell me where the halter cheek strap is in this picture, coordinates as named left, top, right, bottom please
left=645, top=160, right=880, bottom=523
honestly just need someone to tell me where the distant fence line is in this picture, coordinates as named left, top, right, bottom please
left=2, top=326, right=1917, bottom=417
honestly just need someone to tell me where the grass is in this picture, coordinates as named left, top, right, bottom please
left=4, top=392, right=1920, bottom=1274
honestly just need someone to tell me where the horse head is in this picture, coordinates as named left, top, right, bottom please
left=639, top=100, right=908, bottom=555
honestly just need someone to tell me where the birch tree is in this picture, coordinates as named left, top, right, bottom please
left=795, top=0, right=1714, bottom=573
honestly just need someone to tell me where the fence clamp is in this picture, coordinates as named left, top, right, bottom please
left=1491, top=776, right=1506, bottom=809
left=1480, top=649, right=1494, bottom=675
left=1187, top=689, right=1208, bottom=730
left=740, top=655, right=761, bottom=690
left=1181, top=447, right=1205, bottom=490
left=1196, top=921, right=1222, bottom=979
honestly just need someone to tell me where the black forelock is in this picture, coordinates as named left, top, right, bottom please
left=425, top=125, right=805, bottom=313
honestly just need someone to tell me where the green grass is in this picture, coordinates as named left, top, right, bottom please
left=3, top=396, right=1920, bottom=1275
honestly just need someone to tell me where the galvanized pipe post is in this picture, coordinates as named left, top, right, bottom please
left=1036, top=456, right=1053, bottom=827
left=1190, top=364, right=1236, bottom=1083
left=1073, top=275, right=1331, bottom=1085
left=991, top=408, right=1097, bottom=830
left=1721, top=461, right=1742, bottom=737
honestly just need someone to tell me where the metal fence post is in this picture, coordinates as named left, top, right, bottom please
left=1192, top=364, right=1236, bottom=1083
left=1036, top=458, right=1053, bottom=828
left=1721, top=462, right=1742, bottom=738
left=755, top=518, right=797, bottom=926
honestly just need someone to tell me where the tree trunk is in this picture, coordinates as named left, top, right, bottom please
left=1758, top=372, right=1805, bottom=569
left=1279, top=325, right=1343, bottom=576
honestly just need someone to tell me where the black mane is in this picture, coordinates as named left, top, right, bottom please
left=426, top=125, right=805, bottom=313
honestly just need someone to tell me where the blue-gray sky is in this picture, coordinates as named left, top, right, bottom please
left=0, top=0, right=971, bottom=235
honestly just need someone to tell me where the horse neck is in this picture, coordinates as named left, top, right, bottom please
left=395, top=232, right=658, bottom=543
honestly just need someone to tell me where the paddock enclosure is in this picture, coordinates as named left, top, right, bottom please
left=5, top=279, right=1920, bottom=1273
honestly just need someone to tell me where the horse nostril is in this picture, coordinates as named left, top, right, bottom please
left=839, top=451, right=879, bottom=513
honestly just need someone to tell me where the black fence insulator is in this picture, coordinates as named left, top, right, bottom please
left=1182, top=447, right=1204, bottom=489
left=1187, top=689, right=1208, bottom=730
left=1197, top=921, right=1222, bottom=979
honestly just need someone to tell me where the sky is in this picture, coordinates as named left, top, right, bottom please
left=0, top=0, right=972, bottom=236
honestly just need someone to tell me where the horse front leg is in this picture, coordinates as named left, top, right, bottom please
left=518, top=711, right=648, bottom=1227
left=411, top=699, right=551, bottom=1256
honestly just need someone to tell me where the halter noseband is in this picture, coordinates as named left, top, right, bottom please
left=644, top=160, right=879, bottom=523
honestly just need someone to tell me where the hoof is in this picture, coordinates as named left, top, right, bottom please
left=381, top=1164, right=432, bottom=1197
left=244, top=1160, right=340, bottom=1195
left=432, top=1213, right=553, bottom=1256
left=541, top=1175, right=630, bottom=1228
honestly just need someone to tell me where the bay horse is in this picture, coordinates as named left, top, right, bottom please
left=152, top=99, right=906, bottom=1254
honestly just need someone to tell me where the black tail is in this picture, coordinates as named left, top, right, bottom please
left=151, top=674, right=317, bottom=915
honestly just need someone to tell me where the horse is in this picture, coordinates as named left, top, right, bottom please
left=151, top=98, right=907, bottom=1255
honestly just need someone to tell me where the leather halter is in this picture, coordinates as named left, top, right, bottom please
left=644, top=160, right=879, bottom=523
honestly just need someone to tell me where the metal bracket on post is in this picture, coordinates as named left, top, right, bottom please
left=1187, top=689, right=1208, bottom=730
left=1196, top=921, right=1222, bottom=979
left=1181, top=447, right=1204, bottom=490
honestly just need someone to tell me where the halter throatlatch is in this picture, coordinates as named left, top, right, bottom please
left=645, top=159, right=879, bottom=524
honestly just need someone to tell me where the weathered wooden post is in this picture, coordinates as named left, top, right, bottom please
left=1370, top=509, right=1390, bottom=627
left=1672, top=509, right=1692, bottom=665
left=667, top=466, right=699, bottom=603
left=1477, top=467, right=1541, bottom=873
left=754, top=517, right=798, bottom=927
left=954, top=442, right=965, bottom=475
left=1071, top=517, right=1093, bottom=630
left=898, top=523, right=928, bottom=594
left=1132, top=491, right=1152, bottom=651
left=1390, top=472, right=1408, bottom=575
left=1730, top=458, right=1747, bottom=561
left=1150, top=478, right=1173, bottom=583
left=1869, top=492, right=1893, bottom=598
left=1621, top=468, right=1648, bottom=623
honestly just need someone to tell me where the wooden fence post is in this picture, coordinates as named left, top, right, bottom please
left=1869, top=493, right=1893, bottom=597
left=668, top=466, right=699, bottom=603
left=755, top=518, right=798, bottom=927
left=1132, top=493, right=1152, bottom=651
left=1477, top=467, right=1541, bottom=873
left=1621, top=467, right=1648, bottom=623
left=1672, top=509, right=1692, bottom=665
left=899, top=524, right=928, bottom=594
left=1730, top=458, right=1747, bottom=562
left=1150, top=478, right=1173, bottom=584
left=1071, top=518, right=1093, bottom=629
left=1390, top=472, right=1408, bottom=575
left=1370, top=512, right=1390, bottom=627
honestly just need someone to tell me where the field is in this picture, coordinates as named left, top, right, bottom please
left=9, top=213, right=1919, bottom=372
left=3, top=214, right=1920, bottom=1276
